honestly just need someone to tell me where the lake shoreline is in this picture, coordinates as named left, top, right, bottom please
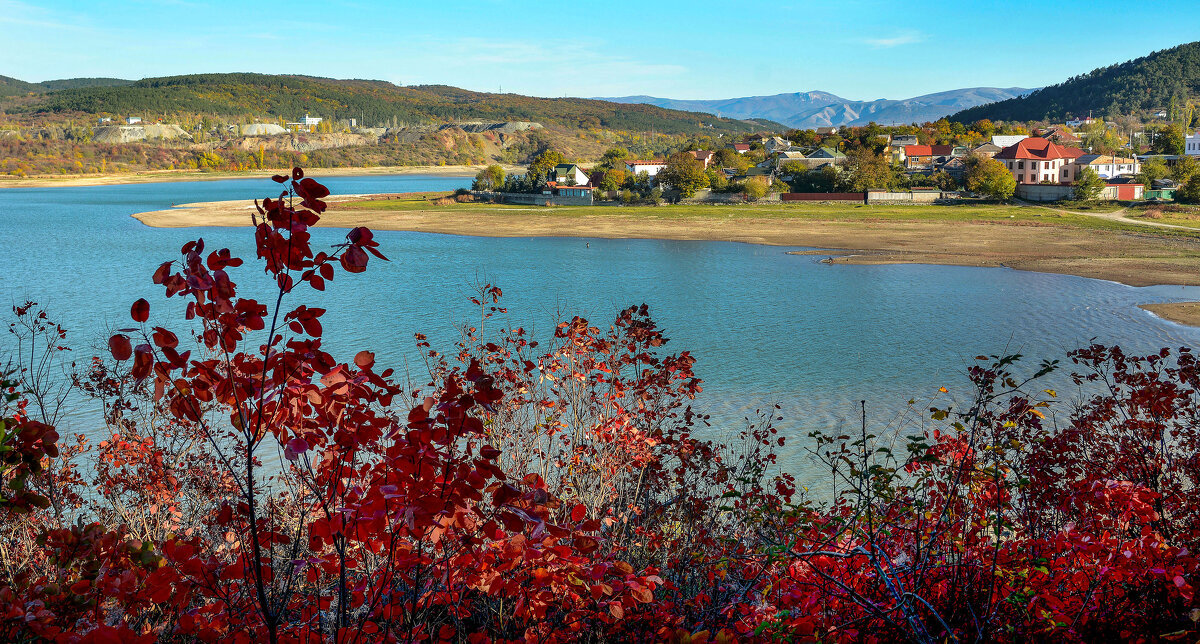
left=132, top=193, right=1200, bottom=327
left=0, top=165, right=483, bottom=189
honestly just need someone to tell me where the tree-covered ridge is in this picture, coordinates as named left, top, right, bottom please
left=0, top=75, right=132, bottom=97
left=952, top=41, right=1200, bottom=123
left=1, top=72, right=766, bottom=135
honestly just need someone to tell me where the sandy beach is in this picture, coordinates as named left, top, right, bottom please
left=130, top=193, right=1200, bottom=329
left=0, top=165, right=484, bottom=189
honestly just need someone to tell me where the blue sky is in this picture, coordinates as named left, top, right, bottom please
left=3, top=0, right=1196, bottom=100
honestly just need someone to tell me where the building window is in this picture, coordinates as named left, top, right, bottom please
left=1018, top=161, right=1025, bottom=169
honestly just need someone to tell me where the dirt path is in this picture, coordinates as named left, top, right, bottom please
left=1026, top=202, right=1200, bottom=232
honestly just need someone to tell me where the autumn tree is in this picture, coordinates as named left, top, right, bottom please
left=1155, top=123, right=1186, bottom=155
left=471, top=164, right=505, bottom=191
left=841, top=148, right=896, bottom=191
left=965, top=155, right=1017, bottom=200
left=1177, top=174, right=1200, bottom=203
left=527, top=149, right=565, bottom=184
left=1171, top=154, right=1199, bottom=185
left=1136, top=156, right=1170, bottom=186
left=1074, top=167, right=1106, bottom=201
left=658, top=152, right=709, bottom=197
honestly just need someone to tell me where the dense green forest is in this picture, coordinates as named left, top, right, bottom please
left=0, top=73, right=768, bottom=135
left=0, top=75, right=131, bottom=98
left=952, top=41, right=1200, bottom=123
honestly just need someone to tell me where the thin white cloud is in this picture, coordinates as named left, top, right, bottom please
left=391, top=36, right=689, bottom=96
left=863, top=31, right=924, bottom=48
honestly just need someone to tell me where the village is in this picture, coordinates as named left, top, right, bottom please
left=476, top=112, right=1200, bottom=206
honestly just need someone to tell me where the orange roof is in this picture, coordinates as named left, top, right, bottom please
left=733, top=144, right=751, bottom=151
left=995, top=137, right=1084, bottom=161
left=903, top=144, right=953, bottom=156
left=626, top=160, right=666, bottom=165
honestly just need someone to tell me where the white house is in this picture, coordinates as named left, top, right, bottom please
left=126, top=116, right=142, bottom=125
left=1075, top=155, right=1141, bottom=179
left=1186, top=132, right=1200, bottom=157
left=286, top=114, right=324, bottom=131
left=1066, top=117, right=1097, bottom=128
left=625, top=160, right=667, bottom=179
left=548, top=163, right=589, bottom=186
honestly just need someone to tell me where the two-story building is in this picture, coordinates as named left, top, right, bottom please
left=1186, top=132, right=1200, bottom=157
left=1074, top=155, right=1141, bottom=179
left=995, top=137, right=1085, bottom=184
left=548, top=163, right=590, bottom=186
left=625, top=160, right=668, bottom=179
left=690, top=150, right=716, bottom=169
left=903, top=145, right=954, bottom=170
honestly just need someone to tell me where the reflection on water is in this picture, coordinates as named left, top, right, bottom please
left=3, top=175, right=1200, bottom=488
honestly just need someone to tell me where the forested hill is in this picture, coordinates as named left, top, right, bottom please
left=0, top=75, right=131, bottom=97
left=0, top=72, right=771, bottom=135
left=951, top=41, right=1200, bottom=123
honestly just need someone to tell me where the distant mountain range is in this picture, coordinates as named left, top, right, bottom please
left=951, top=41, right=1200, bottom=123
left=600, top=87, right=1032, bottom=129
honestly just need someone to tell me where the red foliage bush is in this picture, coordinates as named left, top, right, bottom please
left=0, top=170, right=1197, bottom=642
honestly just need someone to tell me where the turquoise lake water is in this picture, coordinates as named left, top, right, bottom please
left=3, top=174, right=1200, bottom=486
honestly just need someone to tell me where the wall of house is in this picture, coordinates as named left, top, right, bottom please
left=1187, top=134, right=1200, bottom=157
left=1001, top=158, right=1075, bottom=185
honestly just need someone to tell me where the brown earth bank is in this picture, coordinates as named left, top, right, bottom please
left=133, top=195, right=1200, bottom=331
left=1140, top=302, right=1200, bottom=328
left=0, top=165, right=490, bottom=188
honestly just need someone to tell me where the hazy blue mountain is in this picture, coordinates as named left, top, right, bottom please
left=601, top=87, right=1032, bottom=128
left=601, top=91, right=849, bottom=125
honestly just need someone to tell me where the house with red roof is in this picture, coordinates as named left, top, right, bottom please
left=689, top=150, right=716, bottom=169
left=903, top=144, right=954, bottom=169
left=994, top=137, right=1085, bottom=185
left=731, top=143, right=751, bottom=154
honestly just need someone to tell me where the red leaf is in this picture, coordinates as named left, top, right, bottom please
left=152, top=261, right=173, bottom=284
left=299, top=177, right=330, bottom=199
left=152, top=327, right=178, bottom=349
left=131, top=344, right=154, bottom=381
left=354, top=351, right=375, bottom=369
left=571, top=503, right=587, bottom=522
left=108, top=334, right=132, bottom=361
left=292, top=167, right=303, bottom=180
left=271, top=174, right=288, bottom=183
left=131, top=298, right=150, bottom=323
left=340, top=246, right=368, bottom=273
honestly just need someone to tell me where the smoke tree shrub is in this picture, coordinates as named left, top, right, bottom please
left=0, top=170, right=1196, bottom=642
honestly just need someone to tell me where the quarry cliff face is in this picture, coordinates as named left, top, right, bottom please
left=92, top=124, right=192, bottom=143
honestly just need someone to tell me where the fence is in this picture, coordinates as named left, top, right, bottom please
left=865, top=190, right=962, bottom=204
left=473, top=191, right=593, bottom=206
left=781, top=192, right=866, bottom=202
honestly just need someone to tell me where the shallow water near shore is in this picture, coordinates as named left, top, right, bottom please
left=4, top=174, right=1200, bottom=489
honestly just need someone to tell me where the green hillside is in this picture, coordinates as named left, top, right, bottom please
left=951, top=41, right=1200, bottom=123
left=0, top=72, right=766, bottom=135
left=37, top=77, right=133, bottom=91
left=0, top=75, right=42, bottom=97
left=0, top=75, right=133, bottom=97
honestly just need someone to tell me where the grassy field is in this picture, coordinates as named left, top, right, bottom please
left=343, top=194, right=1200, bottom=238
left=1127, top=205, right=1200, bottom=230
